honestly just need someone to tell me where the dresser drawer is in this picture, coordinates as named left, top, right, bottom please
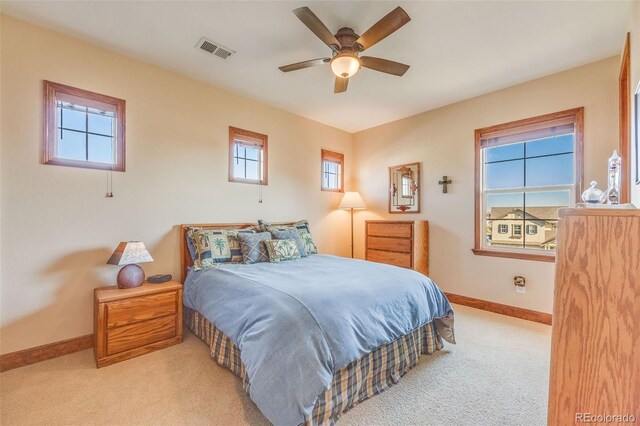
left=367, top=222, right=413, bottom=238
left=106, top=291, right=176, bottom=328
left=107, top=315, right=176, bottom=356
left=367, top=236, right=412, bottom=253
left=366, top=249, right=412, bottom=268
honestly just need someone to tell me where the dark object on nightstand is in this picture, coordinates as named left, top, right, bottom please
left=148, top=274, right=172, bottom=284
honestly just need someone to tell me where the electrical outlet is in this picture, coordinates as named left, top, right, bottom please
left=514, top=276, right=526, bottom=294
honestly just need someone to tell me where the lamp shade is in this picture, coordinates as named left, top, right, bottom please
left=106, top=241, right=153, bottom=266
left=339, top=192, right=367, bottom=210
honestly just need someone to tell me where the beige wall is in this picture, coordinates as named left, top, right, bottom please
left=353, top=57, right=619, bottom=314
left=0, top=15, right=354, bottom=354
left=628, top=1, right=640, bottom=205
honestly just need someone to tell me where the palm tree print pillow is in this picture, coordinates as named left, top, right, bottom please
left=187, top=228, right=256, bottom=270
left=264, top=239, right=302, bottom=263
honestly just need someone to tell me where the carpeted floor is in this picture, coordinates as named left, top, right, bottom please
left=0, top=304, right=551, bottom=426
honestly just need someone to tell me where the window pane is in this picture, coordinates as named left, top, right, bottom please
left=486, top=192, right=524, bottom=219
left=486, top=220, right=525, bottom=249
left=244, top=146, right=259, bottom=161
left=525, top=153, right=573, bottom=186
left=88, top=134, right=114, bottom=164
left=60, top=106, right=86, bottom=131
left=525, top=134, right=573, bottom=157
left=233, top=158, right=246, bottom=179
left=524, top=191, right=571, bottom=220
left=245, top=159, right=259, bottom=180
left=485, top=142, right=524, bottom=163
left=485, top=160, right=524, bottom=189
left=58, top=130, right=85, bottom=160
left=88, top=113, right=114, bottom=136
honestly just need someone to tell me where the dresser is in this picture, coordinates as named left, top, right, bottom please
left=548, top=208, right=639, bottom=424
left=94, top=281, right=183, bottom=368
left=365, top=220, right=428, bottom=275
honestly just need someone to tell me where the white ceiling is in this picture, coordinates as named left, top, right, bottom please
left=1, top=1, right=630, bottom=133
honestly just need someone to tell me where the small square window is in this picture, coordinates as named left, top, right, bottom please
left=43, top=81, right=125, bottom=171
left=321, top=149, right=344, bottom=192
left=526, top=224, right=538, bottom=235
left=229, top=127, right=268, bottom=185
left=512, top=224, right=522, bottom=236
left=498, top=224, right=508, bottom=234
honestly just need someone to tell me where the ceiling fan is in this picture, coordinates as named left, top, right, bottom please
left=279, top=6, right=411, bottom=94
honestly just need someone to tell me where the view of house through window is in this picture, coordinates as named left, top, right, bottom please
left=321, top=149, right=344, bottom=192
left=228, top=127, right=268, bottom=185
left=475, top=108, right=583, bottom=259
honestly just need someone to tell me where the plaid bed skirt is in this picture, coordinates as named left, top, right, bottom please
left=185, top=307, right=444, bottom=425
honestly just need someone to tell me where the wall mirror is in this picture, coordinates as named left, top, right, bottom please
left=389, top=162, right=420, bottom=213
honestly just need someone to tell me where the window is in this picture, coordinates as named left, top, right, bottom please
left=512, top=224, right=522, bottom=237
left=229, top=126, right=268, bottom=185
left=43, top=81, right=126, bottom=171
left=321, top=149, right=344, bottom=192
left=498, top=224, right=508, bottom=234
left=474, top=108, right=584, bottom=262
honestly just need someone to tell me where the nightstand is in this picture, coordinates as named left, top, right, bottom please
left=94, top=281, right=182, bottom=368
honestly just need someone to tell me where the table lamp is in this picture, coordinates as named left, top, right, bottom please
left=107, top=241, right=154, bottom=289
left=339, top=192, right=367, bottom=258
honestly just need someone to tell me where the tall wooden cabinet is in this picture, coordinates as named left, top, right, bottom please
left=548, top=208, right=639, bottom=424
left=365, top=220, right=429, bottom=276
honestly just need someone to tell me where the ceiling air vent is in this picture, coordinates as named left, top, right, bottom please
left=196, top=37, right=235, bottom=59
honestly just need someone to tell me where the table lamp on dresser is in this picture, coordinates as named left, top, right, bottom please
left=106, top=241, right=154, bottom=289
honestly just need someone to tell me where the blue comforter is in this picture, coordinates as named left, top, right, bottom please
left=183, top=254, right=455, bottom=425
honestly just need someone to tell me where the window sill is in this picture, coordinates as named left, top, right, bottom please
left=321, top=187, right=343, bottom=193
left=472, top=248, right=555, bottom=262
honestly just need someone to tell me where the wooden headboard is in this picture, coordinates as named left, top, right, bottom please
left=179, top=221, right=301, bottom=282
left=180, top=223, right=256, bottom=283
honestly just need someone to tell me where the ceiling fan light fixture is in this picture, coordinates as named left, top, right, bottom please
left=330, top=53, right=360, bottom=79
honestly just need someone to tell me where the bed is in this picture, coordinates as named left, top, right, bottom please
left=180, top=223, right=455, bottom=425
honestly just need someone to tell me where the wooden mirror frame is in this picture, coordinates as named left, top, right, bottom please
left=388, top=162, right=421, bottom=214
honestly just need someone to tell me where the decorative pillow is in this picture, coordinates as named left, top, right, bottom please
left=258, top=219, right=318, bottom=254
left=237, top=232, right=271, bottom=264
left=269, top=228, right=308, bottom=257
left=264, top=239, right=301, bottom=263
left=187, top=228, right=256, bottom=269
left=185, top=227, right=199, bottom=260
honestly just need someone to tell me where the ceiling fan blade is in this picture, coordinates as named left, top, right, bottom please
left=279, top=58, right=330, bottom=72
left=293, top=7, right=341, bottom=53
left=355, top=7, right=411, bottom=51
left=334, top=77, right=349, bottom=94
left=360, top=56, right=410, bottom=76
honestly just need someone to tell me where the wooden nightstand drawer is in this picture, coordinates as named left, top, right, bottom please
left=106, top=292, right=176, bottom=328
left=94, top=281, right=183, bottom=368
left=107, top=315, right=176, bottom=356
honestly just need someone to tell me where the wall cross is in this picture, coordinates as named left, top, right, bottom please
left=438, top=176, right=452, bottom=193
